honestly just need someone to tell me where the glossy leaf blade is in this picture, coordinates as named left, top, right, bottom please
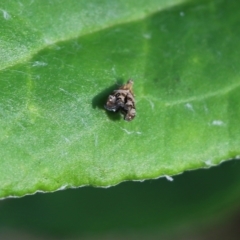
left=0, top=0, right=240, bottom=198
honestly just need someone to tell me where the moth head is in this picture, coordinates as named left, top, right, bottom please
left=104, top=95, right=118, bottom=112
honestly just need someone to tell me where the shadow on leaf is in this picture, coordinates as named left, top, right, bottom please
left=92, top=79, right=124, bottom=121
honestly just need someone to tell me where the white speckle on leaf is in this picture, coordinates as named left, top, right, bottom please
left=185, top=103, right=194, bottom=111
left=55, top=45, right=61, bottom=50
left=205, top=159, right=215, bottom=166
left=111, top=66, right=116, bottom=74
left=57, top=185, right=68, bottom=191
left=143, top=33, right=152, bottom=39
left=44, top=38, right=54, bottom=44
left=212, top=120, right=225, bottom=126
left=120, top=128, right=142, bottom=135
left=180, top=11, right=185, bottom=17
left=64, top=137, right=70, bottom=143
left=120, top=128, right=133, bottom=135
left=165, top=175, right=174, bottom=181
left=59, top=88, right=65, bottom=92
left=32, top=61, right=47, bottom=67
left=72, top=41, right=81, bottom=50
left=17, top=1, right=23, bottom=7
left=2, top=184, right=71, bottom=199
left=146, top=98, right=154, bottom=110
left=204, top=104, right=209, bottom=113
left=16, top=122, right=26, bottom=130
left=29, top=0, right=35, bottom=5
left=0, top=9, right=11, bottom=20
left=59, top=88, right=78, bottom=100
left=65, top=64, right=75, bottom=69
left=60, top=151, right=68, bottom=157
left=9, top=69, right=28, bottom=75
left=94, top=134, right=98, bottom=146
left=81, top=118, right=87, bottom=127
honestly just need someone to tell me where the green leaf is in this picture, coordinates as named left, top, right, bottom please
left=1, top=0, right=240, bottom=198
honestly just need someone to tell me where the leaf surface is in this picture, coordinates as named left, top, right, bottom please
left=1, top=0, right=240, bottom=198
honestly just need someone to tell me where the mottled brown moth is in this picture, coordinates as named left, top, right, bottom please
left=105, top=79, right=136, bottom=121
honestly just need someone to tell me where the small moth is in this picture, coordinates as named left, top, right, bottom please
left=105, top=79, right=136, bottom=121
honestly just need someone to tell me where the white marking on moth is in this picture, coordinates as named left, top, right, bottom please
left=185, top=103, right=194, bottom=111
left=32, top=61, right=47, bottom=67
left=136, top=131, right=142, bottom=135
left=143, top=33, right=152, bottom=39
left=180, top=11, right=185, bottom=17
left=0, top=9, right=11, bottom=20
left=105, top=80, right=136, bottom=121
left=212, top=120, right=225, bottom=126
left=165, top=175, right=174, bottom=181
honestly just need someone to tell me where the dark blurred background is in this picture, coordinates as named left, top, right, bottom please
left=1, top=159, right=240, bottom=240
